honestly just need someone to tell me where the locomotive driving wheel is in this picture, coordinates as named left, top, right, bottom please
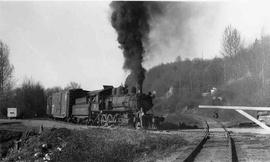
left=107, top=114, right=114, bottom=125
left=113, top=114, right=121, bottom=125
left=100, top=114, right=108, bottom=126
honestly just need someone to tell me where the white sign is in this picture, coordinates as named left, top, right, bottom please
left=7, top=108, right=17, bottom=118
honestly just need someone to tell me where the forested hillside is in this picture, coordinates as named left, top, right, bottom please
left=126, top=27, right=270, bottom=126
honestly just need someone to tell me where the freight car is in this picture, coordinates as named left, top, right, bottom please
left=47, top=86, right=163, bottom=129
left=48, top=89, right=88, bottom=120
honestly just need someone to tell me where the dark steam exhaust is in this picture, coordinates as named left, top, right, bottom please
left=110, top=1, right=162, bottom=93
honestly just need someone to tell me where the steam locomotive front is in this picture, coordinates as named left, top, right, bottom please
left=136, top=93, right=154, bottom=113
left=135, top=92, right=164, bottom=129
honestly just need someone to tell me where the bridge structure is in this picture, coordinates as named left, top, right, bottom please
left=199, top=105, right=270, bottom=131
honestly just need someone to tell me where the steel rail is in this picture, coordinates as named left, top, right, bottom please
left=183, top=121, right=209, bottom=162
left=183, top=121, right=238, bottom=162
left=218, top=121, right=238, bottom=162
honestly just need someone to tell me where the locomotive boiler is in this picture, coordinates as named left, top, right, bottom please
left=47, top=85, right=163, bottom=129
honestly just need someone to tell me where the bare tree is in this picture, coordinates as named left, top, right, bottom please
left=64, top=81, right=81, bottom=90
left=45, top=86, right=62, bottom=96
left=0, top=41, right=14, bottom=115
left=0, top=41, right=14, bottom=93
left=222, top=25, right=241, bottom=58
left=221, top=25, right=241, bottom=80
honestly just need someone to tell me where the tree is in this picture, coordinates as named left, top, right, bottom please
left=222, top=25, right=241, bottom=58
left=64, top=81, right=81, bottom=90
left=175, top=56, right=182, bottom=62
left=221, top=25, right=241, bottom=80
left=260, top=35, right=270, bottom=96
left=45, top=86, right=62, bottom=97
left=14, top=79, right=46, bottom=118
left=0, top=41, right=14, bottom=115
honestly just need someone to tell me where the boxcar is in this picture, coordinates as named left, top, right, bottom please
left=51, top=89, right=88, bottom=120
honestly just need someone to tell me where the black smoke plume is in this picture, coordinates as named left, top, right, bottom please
left=110, top=1, right=162, bottom=92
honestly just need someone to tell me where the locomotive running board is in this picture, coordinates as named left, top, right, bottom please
left=199, top=105, right=270, bottom=131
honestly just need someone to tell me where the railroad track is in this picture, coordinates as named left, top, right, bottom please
left=183, top=121, right=238, bottom=162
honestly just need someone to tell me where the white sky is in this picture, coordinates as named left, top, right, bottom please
left=0, top=1, right=270, bottom=90
left=0, top=1, right=126, bottom=90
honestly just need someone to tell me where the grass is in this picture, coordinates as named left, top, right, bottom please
left=5, top=127, right=188, bottom=162
left=0, top=130, right=22, bottom=158
left=52, top=128, right=188, bottom=162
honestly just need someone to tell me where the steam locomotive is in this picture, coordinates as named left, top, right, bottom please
left=46, top=85, right=163, bottom=129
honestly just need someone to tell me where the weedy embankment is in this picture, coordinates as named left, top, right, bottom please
left=4, top=127, right=188, bottom=162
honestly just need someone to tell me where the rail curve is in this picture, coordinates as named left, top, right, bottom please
left=183, top=121, right=238, bottom=162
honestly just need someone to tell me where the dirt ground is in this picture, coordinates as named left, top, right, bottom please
left=232, top=133, right=270, bottom=162
left=0, top=119, right=90, bottom=130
